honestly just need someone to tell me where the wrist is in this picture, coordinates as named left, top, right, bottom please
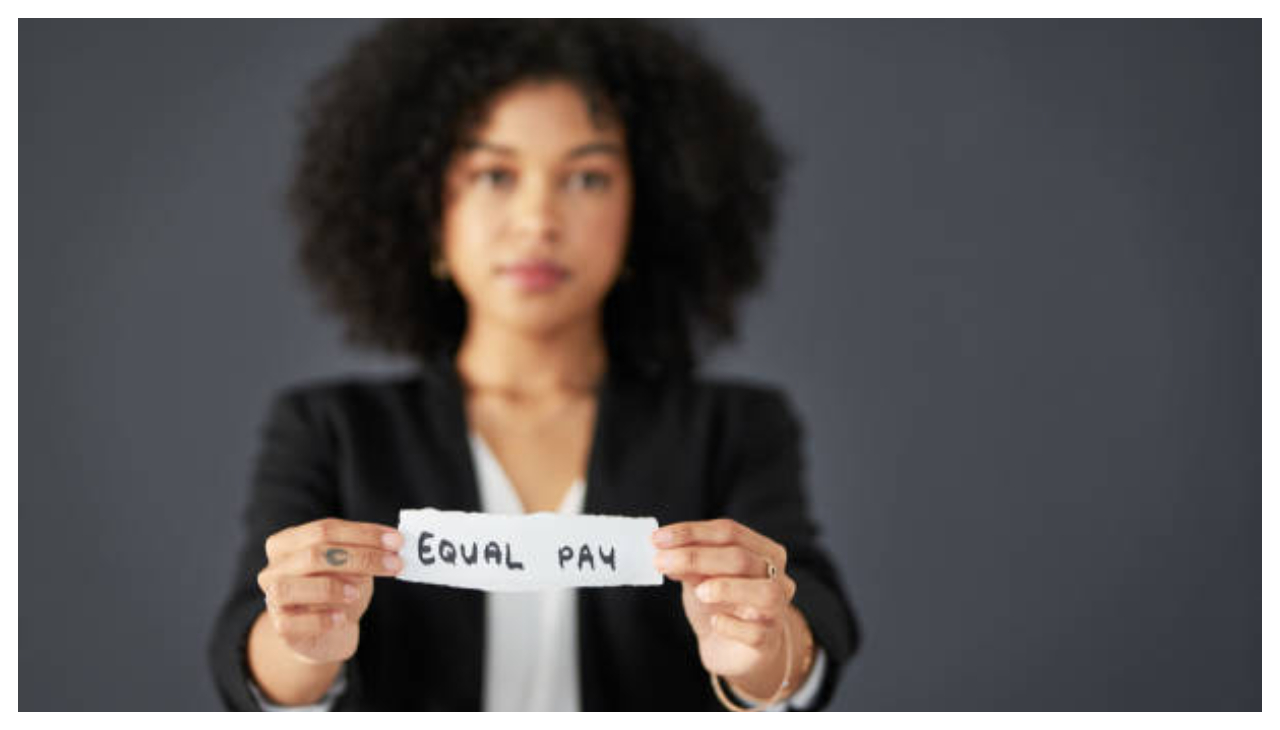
left=724, top=606, right=815, bottom=706
left=247, top=611, right=346, bottom=705
left=725, top=631, right=787, bottom=701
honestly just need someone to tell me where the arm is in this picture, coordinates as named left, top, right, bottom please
left=729, top=646, right=829, bottom=711
left=246, top=610, right=345, bottom=705
left=651, top=387, right=860, bottom=710
left=247, top=640, right=348, bottom=710
left=207, top=390, right=399, bottom=710
left=722, top=388, right=859, bottom=709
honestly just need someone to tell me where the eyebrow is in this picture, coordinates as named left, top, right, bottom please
left=461, top=140, right=625, bottom=160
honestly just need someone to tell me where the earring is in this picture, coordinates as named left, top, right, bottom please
left=430, top=255, right=449, bottom=281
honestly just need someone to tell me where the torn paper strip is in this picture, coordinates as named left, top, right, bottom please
left=395, top=507, right=663, bottom=591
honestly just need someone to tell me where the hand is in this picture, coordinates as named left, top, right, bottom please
left=651, top=519, right=807, bottom=700
left=257, top=518, right=404, bottom=665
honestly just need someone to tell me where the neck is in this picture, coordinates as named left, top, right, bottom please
left=454, top=313, right=608, bottom=398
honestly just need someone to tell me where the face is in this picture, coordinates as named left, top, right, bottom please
left=439, top=79, right=634, bottom=339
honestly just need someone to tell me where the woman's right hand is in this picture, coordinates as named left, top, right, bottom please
left=256, top=518, right=404, bottom=665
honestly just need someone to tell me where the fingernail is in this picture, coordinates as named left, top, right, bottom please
left=696, top=583, right=712, bottom=602
left=331, top=611, right=346, bottom=626
left=382, top=531, right=403, bottom=549
left=384, top=555, right=402, bottom=572
left=652, top=530, right=673, bottom=547
left=343, top=584, right=358, bottom=601
left=653, top=552, right=672, bottom=570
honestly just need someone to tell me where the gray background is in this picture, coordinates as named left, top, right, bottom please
left=20, top=19, right=1260, bottom=710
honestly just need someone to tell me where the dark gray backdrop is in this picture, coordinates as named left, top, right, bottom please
left=20, top=19, right=1260, bottom=710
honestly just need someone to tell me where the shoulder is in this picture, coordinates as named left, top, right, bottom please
left=685, top=373, right=795, bottom=415
left=264, top=371, right=428, bottom=430
left=273, top=370, right=424, bottom=408
left=642, top=374, right=807, bottom=507
left=628, top=370, right=803, bottom=435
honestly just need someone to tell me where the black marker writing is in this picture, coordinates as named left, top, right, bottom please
left=506, top=544, right=525, bottom=570
left=460, top=542, right=478, bottom=565
left=557, top=543, right=618, bottom=572
left=418, top=531, right=435, bottom=565
left=417, top=532, right=525, bottom=571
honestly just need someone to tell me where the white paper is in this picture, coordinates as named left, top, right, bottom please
left=395, top=508, right=663, bottom=591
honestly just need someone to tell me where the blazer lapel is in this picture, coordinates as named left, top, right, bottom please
left=417, top=351, right=484, bottom=709
left=419, top=351, right=481, bottom=513
left=584, top=365, right=663, bottom=517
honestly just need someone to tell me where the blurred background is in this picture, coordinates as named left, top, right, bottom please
left=20, top=19, right=1260, bottom=709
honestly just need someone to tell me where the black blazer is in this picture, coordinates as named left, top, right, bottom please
left=208, top=355, right=860, bottom=710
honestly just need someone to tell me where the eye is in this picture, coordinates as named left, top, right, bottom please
left=472, top=168, right=515, bottom=189
left=568, top=170, right=611, bottom=191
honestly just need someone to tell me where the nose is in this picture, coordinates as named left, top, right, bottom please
left=511, top=174, right=560, bottom=246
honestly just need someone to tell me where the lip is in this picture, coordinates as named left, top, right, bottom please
left=497, top=259, right=569, bottom=293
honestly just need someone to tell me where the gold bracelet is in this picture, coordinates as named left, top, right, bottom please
left=710, top=611, right=795, bottom=712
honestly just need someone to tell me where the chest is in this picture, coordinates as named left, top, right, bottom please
left=466, top=397, right=597, bottom=513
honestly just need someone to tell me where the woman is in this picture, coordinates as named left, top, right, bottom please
left=208, top=19, right=859, bottom=711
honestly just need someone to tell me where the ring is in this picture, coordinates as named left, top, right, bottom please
left=764, top=558, right=777, bottom=581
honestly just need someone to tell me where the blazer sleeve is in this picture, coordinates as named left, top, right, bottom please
left=206, top=387, right=361, bottom=710
left=713, top=386, right=861, bottom=711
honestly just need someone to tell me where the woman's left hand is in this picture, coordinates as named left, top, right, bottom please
left=651, top=518, right=808, bottom=700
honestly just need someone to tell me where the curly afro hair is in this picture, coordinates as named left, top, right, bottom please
left=288, top=19, right=788, bottom=378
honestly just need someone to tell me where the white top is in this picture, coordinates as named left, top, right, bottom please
left=250, top=430, right=827, bottom=710
left=470, top=431, right=585, bottom=711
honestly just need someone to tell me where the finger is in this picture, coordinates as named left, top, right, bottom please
left=270, top=606, right=348, bottom=640
left=262, top=574, right=361, bottom=608
left=281, top=544, right=403, bottom=577
left=651, top=519, right=786, bottom=569
left=274, top=601, right=357, bottom=618
left=710, top=613, right=774, bottom=649
left=693, top=577, right=793, bottom=621
left=266, top=518, right=403, bottom=561
left=653, top=545, right=766, bottom=580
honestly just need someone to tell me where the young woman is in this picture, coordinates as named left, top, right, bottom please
left=209, top=19, right=859, bottom=711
